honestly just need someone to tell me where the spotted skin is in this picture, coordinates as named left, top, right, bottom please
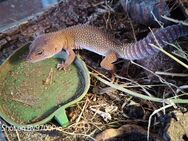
left=27, top=24, right=188, bottom=72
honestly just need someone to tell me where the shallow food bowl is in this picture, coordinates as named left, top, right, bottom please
left=0, top=44, right=90, bottom=128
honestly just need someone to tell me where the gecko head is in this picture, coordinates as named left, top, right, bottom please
left=26, top=34, right=63, bottom=63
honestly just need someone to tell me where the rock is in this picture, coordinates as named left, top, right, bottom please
left=95, top=124, right=162, bottom=141
left=167, top=111, right=188, bottom=141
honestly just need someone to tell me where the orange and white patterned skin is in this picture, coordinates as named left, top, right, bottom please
left=27, top=24, right=188, bottom=72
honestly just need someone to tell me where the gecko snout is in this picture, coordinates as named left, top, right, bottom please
left=25, top=55, right=32, bottom=62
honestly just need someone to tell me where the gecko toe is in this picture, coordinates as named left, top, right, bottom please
left=56, top=63, right=64, bottom=70
left=56, top=63, right=70, bottom=71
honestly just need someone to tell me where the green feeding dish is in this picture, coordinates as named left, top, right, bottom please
left=0, top=45, right=90, bottom=128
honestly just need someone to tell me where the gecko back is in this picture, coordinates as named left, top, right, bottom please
left=63, top=25, right=122, bottom=56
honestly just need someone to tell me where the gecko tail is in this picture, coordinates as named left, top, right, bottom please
left=123, top=24, right=188, bottom=60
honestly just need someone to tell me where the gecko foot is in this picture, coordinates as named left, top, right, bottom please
left=56, top=63, right=70, bottom=71
left=111, top=74, right=115, bottom=83
left=111, top=75, right=119, bottom=84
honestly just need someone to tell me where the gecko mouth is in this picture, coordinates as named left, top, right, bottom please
left=26, top=57, right=46, bottom=63
left=25, top=55, right=42, bottom=63
left=27, top=60, right=38, bottom=63
left=26, top=54, right=56, bottom=63
left=26, top=58, right=36, bottom=63
left=26, top=56, right=32, bottom=62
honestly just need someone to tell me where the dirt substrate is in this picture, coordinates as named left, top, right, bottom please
left=0, top=0, right=188, bottom=141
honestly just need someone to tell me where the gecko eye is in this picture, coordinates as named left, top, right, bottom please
left=35, top=49, right=44, bottom=55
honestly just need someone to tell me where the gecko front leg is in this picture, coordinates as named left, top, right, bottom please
left=57, top=48, right=76, bottom=71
